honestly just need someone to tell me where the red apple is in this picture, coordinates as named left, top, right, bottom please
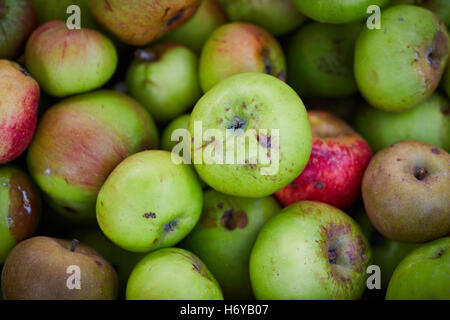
left=276, top=111, right=372, bottom=209
left=0, top=60, right=40, bottom=164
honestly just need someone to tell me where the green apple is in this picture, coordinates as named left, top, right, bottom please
left=1, top=236, right=118, bottom=300
left=288, top=22, right=362, bottom=98
left=126, top=43, right=201, bottom=123
left=390, top=0, right=450, bottom=27
left=250, top=201, right=372, bottom=300
left=291, top=0, right=389, bottom=24
left=362, top=140, right=450, bottom=243
left=161, top=114, right=191, bottom=152
left=71, top=228, right=146, bottom=298
left=189, top=73, right=312, bottom=198
left=354, top=5, right=450, bottom=112
left=218, top=0, right=306, bottom=36
left=88, top=0, right=201, bottom=46
left=32, top=0, right=98, bottom=29
left=354, top=93, right=450, bottom=152
left=27, top=90, right=158, bottom=224
left=199, top=22, right=286, bottom=92
left=97, top=150, right=203, bottom=253
left=386, top=237, right=450, bottom=300
left=25, top=21, right=118, bottom=97
left=0, top=166, right=41, bottom=264
left=161, top=0, right=228, bottom=53
left=182, top=189, right=280, bottom=299
left=126, top=247, right=223, bottom=300
left=0, top=0, right=35, bottom=59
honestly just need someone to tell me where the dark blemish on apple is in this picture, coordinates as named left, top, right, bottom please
left=95, top=260, right=102, bottom=267
left=104, top=0, right=113, bottom=11
left=134, top=49, right=157, bottom=62
left=221, top=208, right=249, bottom=230
left=434, top=249, right=446, bottom=259
left=164, top=219, right=178, bottom=233
left=191, top=259, right=211, bottom=280
left=143, top=212, right=156, bottom=219
left=167, top=9, right=185, bottom=26
left=217, top=202, right=223, bottom=209
left=225, top=107, right=230, bottom=112
left=314, top=181, right=324, bottom=189
left=431, top=148, right=441, bottom=154
left=426, top=31, right=447, bottom=70
left=242, top=102, right=247, bottom=109
left=64, top=207, right=77, bottom=214
left=441, top=105, right=449, bottom=115
left=257, top=133, right=271, bottom=148
left=398, top=17, right=404, bottom=21
left=413, top=167, right=428, bottom=181
left=217, top=118, right=223, bottom=124
left=396, top=158, right=401, bottom=161
left=70, top=239, right=79, bottom=252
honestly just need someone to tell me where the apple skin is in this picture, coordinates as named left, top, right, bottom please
left=0, top=166, right=41, bottom=264
left=390, top=0, right=450, bottom=27
left=25, top=21, right=117, bottom=97
left=354, top=5, right=450, bottom=112
left=181, top=189, right=280, bottom=299
left=276, top=111, right=372, bottom=210
left=71, top=228, right=146, bottom=298
left=443, top=63, right=450, bottom=98
left=97, top=150, right=203, bottom=253
left=0, top=60, right=40, bottom=164
left=287, top=22, right=362, bottom=98
left=32, top=0, right=98, bottom=29
left=249, top=201, right=372, bottom=300
left=354, top=93, right=450, bottom=153
left=362, top=140, right=450, bottom=243
left=0, top=0, right=35, bottom=59
left=218, top=0, right=306, bottom=36
left=126, top=43, right=201, bottom=123
left=199, top=23, right=286, bottom=92
left=291, top=0, right=389, bottom=24
left=27, top=90, right=158, bottom=224
left=88, top=0, right=200, bottom=46
left=189, top=73, right=312, bottom=198
left=386, top=237, right=450, bottom=300
left=126, top=247, right=223, bottom=300
left=161, top=114, right=191, bottom=152
left=161, top=0, right=227, bottom=53
left=1, top=236, right=119, bottom=300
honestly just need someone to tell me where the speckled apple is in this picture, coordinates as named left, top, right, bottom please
left=27, top=90, right=158, bottom=224
left=25, top=20, right=118, bottom=97
left=88, top=0, right=201, bottom=46
left=0, top=166, right=41, bottom=264
left=199, top=23, right=286, bottom=92
left=250, top=201, right=372, bottom=300
left=0, top=60, right=40, bottom=164
left=96, top=150, right=203, bottom=253
left=354, top=5, right=450, bottom=111
left=126, top=248, right=223, bottom=300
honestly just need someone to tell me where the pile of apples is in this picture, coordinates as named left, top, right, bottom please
left=0, top=0, right=449, bottom=300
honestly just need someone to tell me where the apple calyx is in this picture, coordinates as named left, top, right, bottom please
left=70, top=239, right=80, bottom=252
left=414, top=167, right=428, bottom=181
left=227, top=116, right=247, bottom=135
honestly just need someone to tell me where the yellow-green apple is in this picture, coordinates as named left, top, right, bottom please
left=88, top=0, right=201, bottom=46
left=161, top=114, right=191, bottom=152
left=27, top=90, right=158, bottom=224
left=199, top=23, right=286, bottom=92
left=126, top=43, right=201, bottom=122
left=354, top=5, right=450, bottom=112
left=96, top=150, right=203, bottom=253
left=189, top=73, right=312, bottom=198
left=25, top=20, right=117, bottom=97
left=1, top=236, right=118, bottom=300
left=0, top=60, right=40, bottom=164
left=390, top=0, right=450, bottom=27
left=162, top=0, right=227, bottom=53
left=354, top=93, right=450, bottom=152
left=276, top=111, right=372, bottom=210
left=288, top=22, right=362, bottom=98
left=0, top=0, right=35, bottom=59
left=291, top=0, right=389, bottom=23
left=182, top=189, right=280, bottom=299
left=386, top=237, right=450, bottom=300
left=126, top=248, right=223, bottom=300
left=362, top=140, right=450, bottom=243
left=250, top=201, right=372, bottom=299
left=0, top=166, right=41, bottom=264
left=32, top=0, right=98, bottom=29
left=218, top=0, right=306, bottom=36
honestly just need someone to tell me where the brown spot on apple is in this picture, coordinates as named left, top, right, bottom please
left=221, top=208, right=248, bottom=230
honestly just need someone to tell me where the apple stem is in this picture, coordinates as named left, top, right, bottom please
left=414, top=167, right=428, bottom=181
left=70, top=239, right=80, bottom=252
